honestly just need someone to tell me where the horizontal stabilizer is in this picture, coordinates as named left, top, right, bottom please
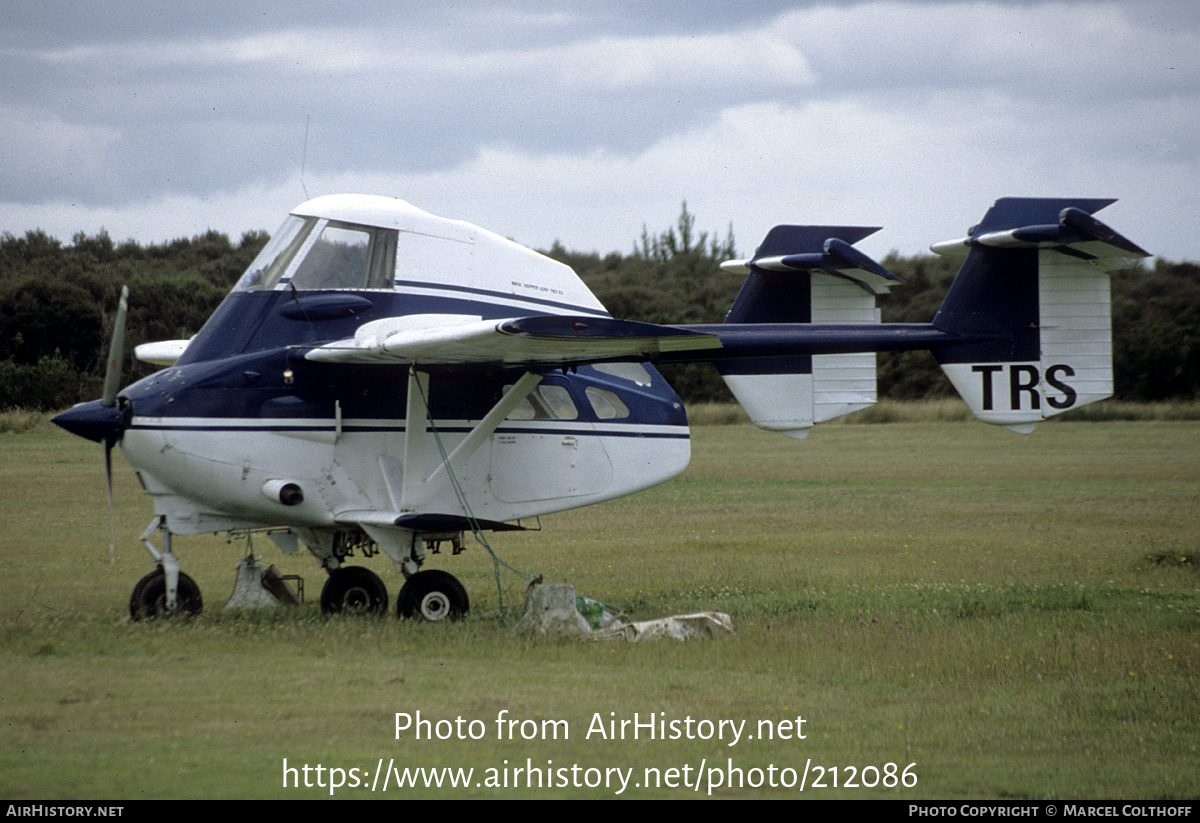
left=930, top=198, right=1148, bottom=267
left=721, top=226, right=900, bottom=296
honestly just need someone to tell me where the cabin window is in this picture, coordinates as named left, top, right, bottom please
left=585, top=387, right=630, bottom=419
left=593, top=362, right=652, bottom=386
left=504, top=385, right=579, bottom=420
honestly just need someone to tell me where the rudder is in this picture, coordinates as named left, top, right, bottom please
left=717, top=226, right=900, bottom=438
left=929, top=197, right=1148, bottom=432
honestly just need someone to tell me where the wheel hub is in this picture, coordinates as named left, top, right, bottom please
left=419, top=592, right=451, bottom=620
left=342, top=586, right=372, bottom=613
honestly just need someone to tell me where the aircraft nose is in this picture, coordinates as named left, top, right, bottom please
left=52, top=399, right=129, bottom=444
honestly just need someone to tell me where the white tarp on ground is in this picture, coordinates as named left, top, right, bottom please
left=515, top=582, right=732, bottom=641
left=585, top=611, right=733, bottom=642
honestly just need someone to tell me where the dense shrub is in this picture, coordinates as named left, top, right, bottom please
left=0, top=210, right=1193, bottom=411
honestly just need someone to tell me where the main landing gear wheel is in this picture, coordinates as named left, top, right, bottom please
left=129, top=570, right=203, bottom=620
left=320, top=566, right=389, bottom=616
left=397, top=570, right=469, bottom=622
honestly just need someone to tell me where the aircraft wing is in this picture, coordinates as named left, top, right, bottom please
left=304, top=313, right=723, bottom=366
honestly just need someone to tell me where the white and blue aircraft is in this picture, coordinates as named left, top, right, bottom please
left=52, top=195, right=1148, bottom=621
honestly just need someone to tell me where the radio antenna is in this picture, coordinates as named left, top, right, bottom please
left=300, top=115, right=311, bottom=199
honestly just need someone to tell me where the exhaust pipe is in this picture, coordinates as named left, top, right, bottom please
left=262, top=479, right=304, bottom=506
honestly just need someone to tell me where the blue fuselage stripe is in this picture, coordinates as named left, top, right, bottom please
left=128, top=423, right=689, bottom=439
left=392, top=279, right=608, bottom=315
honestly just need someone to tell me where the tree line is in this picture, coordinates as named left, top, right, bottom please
left=1, top=206, right=1196, bottom=411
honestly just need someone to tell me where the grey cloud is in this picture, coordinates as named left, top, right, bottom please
left=0, top=0, right=1196, bottom=261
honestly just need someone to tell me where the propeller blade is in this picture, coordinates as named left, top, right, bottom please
left=102, top=285, right=129, bottom=408
left=104, top=437, right=116, bottom=563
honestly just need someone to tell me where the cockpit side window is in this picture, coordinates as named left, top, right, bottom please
left=366, top=229, right=397, bottom=289
left=237, top=218, right=398, bottom=292
left=289, top=224, right=373, bottom=289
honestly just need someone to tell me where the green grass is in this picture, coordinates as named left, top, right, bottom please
left=684, top=398, right=1200, bottom=426
left=1, top=418, right=1197, bottom=798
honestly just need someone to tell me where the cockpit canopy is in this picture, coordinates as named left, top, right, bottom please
left=145, top=195, right=611, bottom=368
left=231, top=193, right=607, bottom=314
left=237, top=216, right=394, bottom=291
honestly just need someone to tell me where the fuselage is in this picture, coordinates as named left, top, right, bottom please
left=99, top=195, right=692, bottom=536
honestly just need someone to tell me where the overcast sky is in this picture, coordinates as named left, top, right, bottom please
left=2, top=1, right=1197, bottom=264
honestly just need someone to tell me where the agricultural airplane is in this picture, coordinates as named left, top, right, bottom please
left=53, top=195, right=1148, bottom=621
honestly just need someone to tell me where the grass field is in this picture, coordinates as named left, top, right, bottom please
left=1, top=414, right=1197, bottom=799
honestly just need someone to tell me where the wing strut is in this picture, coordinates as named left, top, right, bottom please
left=343, top=367, right=544, bottom=624
left=341, top=369, right=544, bottom=582
left=399, top=367, right=543, bottom=513
left=339, top=369, right=544, bottom=534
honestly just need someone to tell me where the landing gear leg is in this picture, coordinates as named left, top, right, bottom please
left=401, top=531, right=426, bottom=578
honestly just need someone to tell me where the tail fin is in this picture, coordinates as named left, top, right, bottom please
left=717, top=226, right=900, bottom=438
left=929, top=197, right=1149, bottom=433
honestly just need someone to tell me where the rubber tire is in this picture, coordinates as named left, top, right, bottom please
left=320, top=566, right=389, bottom=616
left=130, top=570, right=203, bottom=620
left=397, top=570, right=469, bottom=622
